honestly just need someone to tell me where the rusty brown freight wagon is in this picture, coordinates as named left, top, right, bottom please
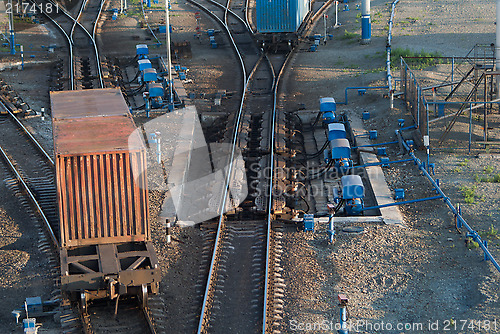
left=51, top=89, right=160, bottom=309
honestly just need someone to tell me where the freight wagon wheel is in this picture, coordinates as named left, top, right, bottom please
left=139, top=284, right=148, bottom=309
left=80, top=292, right=88, bottom=314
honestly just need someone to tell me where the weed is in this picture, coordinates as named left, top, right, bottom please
left=481, top=225, right=500, bottom=240
left=459, top=185, right=476, bottom=204
left=341, top=30, right=359, bottom=40
left=484, top=166, right=494, bottom=174
left=363, top=67, right=385, bottom=74
left=466, top=237, right=479, bottom=249
left=479, top=174, right=500, bottom=183
left=391, top=47, right=444, bottom=70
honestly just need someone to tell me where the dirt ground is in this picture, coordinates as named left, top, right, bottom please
left=0, top=0, right=499, bottom=333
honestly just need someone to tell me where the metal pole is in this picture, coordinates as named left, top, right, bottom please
left=339, top=303, right=348, bottom=334
left=8, top=0, right=15, bottom=55
left=323, top=14, right=327, bottom=44
left=496, top=0, right=500, bottom=96
left=166, top=219, right=171, bottom=243
left=361, top=0, right=371, bottom=44
left=165, top=0, right=173, bottom=107
left=335, top=1, right=339, bottom=27
left=469, top=103, right=472, bottom=153
left=156, top=131, right=161, bottom=164
left=20, top=45, right=24, bottom=70
left=451, top=57, right=455, bottom=93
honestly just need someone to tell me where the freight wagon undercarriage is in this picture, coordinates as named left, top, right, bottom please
left=60, top=240, right=160, bottom=310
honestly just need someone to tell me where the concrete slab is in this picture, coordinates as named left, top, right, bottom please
left=348, top=111, right=404, bottom=226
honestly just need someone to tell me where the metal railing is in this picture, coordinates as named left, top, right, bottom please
left=396, top=128, right=500, bottom=273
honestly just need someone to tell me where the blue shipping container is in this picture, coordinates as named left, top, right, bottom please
left=256, top=0, right=310, bottom=33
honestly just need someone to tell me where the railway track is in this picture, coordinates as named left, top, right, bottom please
left=0, top=1, right=160, bottom=329
left=184, top=0, right=295, bottom=332
left=0, top=103, right=58, bottom=246
left=32, top=0, right=105, bottom=90
left=0, top=101, right=161, bottom=333
left=186, top=0, right=339, bottom=332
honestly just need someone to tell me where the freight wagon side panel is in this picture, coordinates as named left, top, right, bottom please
left=56, top=151, right=149, bottom=247
left=256, top=0, right=310, bottom=33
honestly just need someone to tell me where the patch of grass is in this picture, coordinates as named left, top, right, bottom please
left=391, top=47, right=444, bottom=70
left=459, top=185, right=476, bottom=204
left=363, top=67, right=385, bottom=74
left=480, top=225, right=500, bottom=240
left=341, top=30, right=359, bottom=40
left=478, top=174, right=500, bottom=183
left=484, top=166, right=494, bottom=174
left=466, top=238, right=480, bottom=249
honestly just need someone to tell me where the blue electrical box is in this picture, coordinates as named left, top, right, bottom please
left=148, top=83, right=164, bottom=98
left=138, top=59, right=152, bottom=71
left=26, top=297, right=43, bottom=315
left=341, top=175, right=364, bottom=200
left=330, top=138, right=351, bottom=160
left=328, top=123, right=346, bottom=140
left=23, top=318, right=36, bottom=332
left=303, top=214, right=315, bottom=232
left=142, top=68, right=157, bottom=82
left=136, top=44, right=149, bottom=57
left=342, top=175, right=365, bottom=215
left=320, top=97, right=336, bottom=112
left=395, top=188, right=405, bottom=200
left=159, top=25, right=173, bottom=33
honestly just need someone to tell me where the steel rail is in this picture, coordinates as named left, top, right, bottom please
left=70, top=0, right=105, bottom=88
left=91, top=0, right=106, bottom=88
left=141, top=306, right=158, bottom=334
left=0, top=145, right=59, bottom=248
left=190, top=0, right=257, bottom=332
left=28, top=0, right=75, bottom=89
left=140, top=0, right=161, bottom=44
left=33, top=0, right=104, bottom=89
left=0, top=100, right=54, bottom=165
